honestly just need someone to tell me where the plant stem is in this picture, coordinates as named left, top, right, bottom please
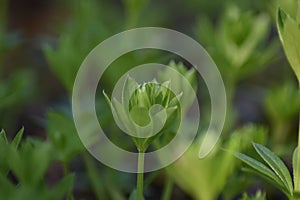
left=296, top=112, right=300, bottom=192
left=296, top=84, right=300, bottom=192
left=162, top=176, right=173, bottom=200
left=137, top=150, right=145, bottom=200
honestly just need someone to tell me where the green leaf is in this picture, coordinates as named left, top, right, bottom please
left=103, top=90, right=112, bottom=108
left=242, top=167, right=290, bottom=196
left=253, top=143, right=293, bottom=194
left=240, top=190, right=266, bottom=200
left=111, top=97, right=133, bottom=132
left=11, top=127, right=24, bottom=148
left=277, top=7, right=300, bottom=83
left=9, top=140, right=52, bottom=186
left=47, top=111, right=84, bottom=163
left=234, top=152, right=285, bottom=190
left=122, top=76, right=139, bottom=106
left=0, top=128, right=25, bottom=175
left=0, top=129, right=8, bottom=144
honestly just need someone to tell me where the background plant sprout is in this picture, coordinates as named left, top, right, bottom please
left=195, top=4, right=279, bottom=133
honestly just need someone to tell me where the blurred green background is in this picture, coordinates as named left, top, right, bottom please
left=1, top=0, right=300, bottom=199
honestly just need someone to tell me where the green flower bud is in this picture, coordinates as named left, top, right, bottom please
left=104, top=76, right=181, bottom=151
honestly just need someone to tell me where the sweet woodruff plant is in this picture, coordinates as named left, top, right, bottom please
left=104, top=75, right=182, bottom=200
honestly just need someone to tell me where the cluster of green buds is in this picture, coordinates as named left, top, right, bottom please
left=103, top=61, right=197, bottom=153
left=104, top=76, right=181, bottom=152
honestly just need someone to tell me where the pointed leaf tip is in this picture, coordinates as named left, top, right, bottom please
left=277, top=8, right=287, bottom=31
left=12, top=127, right=24, bottom=148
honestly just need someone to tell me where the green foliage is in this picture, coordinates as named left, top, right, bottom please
left=0, top=128, right=23, bottom=174
left=235, top=2, right=300, bottom=200
left=265, top=82, right=300, bottom=123
left=196, top=5, right=279, bottom=82
left=3, top=0, right=300, bottom=199
left=46, top=110, right=84, bottom=165
left=277, top=4, right=300, bottom=83
left=10, top=140, right=53, bottom=186
left=0, top=129, right=74, bottom=200
left=46, top=110, right=129, bottom=200
left=235, top=143, right=300, bottom=199
left=44, top=1, right=111, bottom=91
left=168, top=138, right=238, bottom=200
left=168, top=125, right=267, bottom=200
left=0, top=173, right=74, bottom=200
left=0, top=70, right=35, bottom=111
left=265, top=81, right=300, bottom=144
left=239, top=191, right=266, bottom=200
left=195, top=5, right=280, bottom=134
left=270, top=0, right=297, bottom=19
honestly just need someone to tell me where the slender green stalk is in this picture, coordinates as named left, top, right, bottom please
left=296, top=111, right=300, bottom=192
left=162, top=177, right=174, bottom=200
left=296, top=83, right=300, bottom=192
left=137, top=151, right=145, bottom=200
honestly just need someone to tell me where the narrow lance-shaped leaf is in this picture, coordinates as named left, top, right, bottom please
left=122, top=76, right=139, bottom=106
left=112, top=97, right=134, bottom=132
left=253, top=143, right=293, bottom=195
left=234, top=151, right=285, bottom=190
left=11, top=127, right=24, bottom=148
left=242, top=167, right=290, bottom=196
left=0, top=129, right=8, bottom=144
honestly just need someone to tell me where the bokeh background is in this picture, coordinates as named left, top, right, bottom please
left=1, top=0, right=300, bottom=199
